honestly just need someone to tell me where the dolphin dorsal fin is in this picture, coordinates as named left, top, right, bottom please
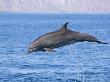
left=59, top=22, right=69, bottom=31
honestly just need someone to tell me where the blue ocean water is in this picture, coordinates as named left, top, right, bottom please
left=0, top=13, right=110, bottom=82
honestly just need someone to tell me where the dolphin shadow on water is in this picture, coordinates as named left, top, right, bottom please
left=27, top=22, right=107, bottom=54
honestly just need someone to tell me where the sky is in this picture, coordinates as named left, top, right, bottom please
left=0, top=0, right=110, bottom=13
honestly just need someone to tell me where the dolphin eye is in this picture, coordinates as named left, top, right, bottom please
left=36, top=46, right=39, bottom=48
left=29, top=47, right=32, bottom=49
left=29, top=48, right=33, bottom=52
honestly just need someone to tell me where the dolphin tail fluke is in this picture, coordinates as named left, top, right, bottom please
left=96, top=41, right=107, bottom=44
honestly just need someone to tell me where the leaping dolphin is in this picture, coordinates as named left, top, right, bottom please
left=27, top=22, right=107, bottom=54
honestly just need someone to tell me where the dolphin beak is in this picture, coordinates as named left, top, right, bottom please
left=27, top=49, right=33, bottom=54
left=27, top=51, right=31, bottom=54
left=27, top=51, right=30, bottom=54
left=27, top=46, right=40, bottom=54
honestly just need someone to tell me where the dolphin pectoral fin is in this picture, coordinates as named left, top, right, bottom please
left=44, top=48, right=56, bottom=52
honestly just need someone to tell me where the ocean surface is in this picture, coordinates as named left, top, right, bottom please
left=0, top=13, right=110, bottom=82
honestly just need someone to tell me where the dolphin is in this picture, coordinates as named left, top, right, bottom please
left=27, top=22, right=107, bottom=54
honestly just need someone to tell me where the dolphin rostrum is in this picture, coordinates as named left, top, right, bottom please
left=27, top=22, right=107, bottom=54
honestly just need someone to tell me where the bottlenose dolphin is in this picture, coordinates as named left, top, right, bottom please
left=27, top=22, right=107, bottom=54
